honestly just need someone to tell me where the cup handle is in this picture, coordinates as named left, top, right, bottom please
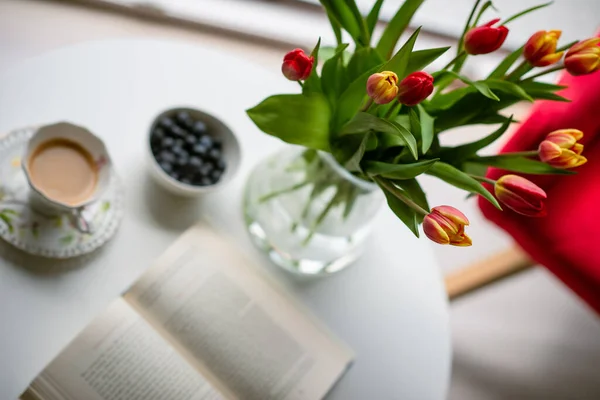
left=70, top=207, right=94, bottom=234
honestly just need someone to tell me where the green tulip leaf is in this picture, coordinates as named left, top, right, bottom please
left=439, top=116, right=513, bottom=161
left=393, top=178, right=429, bottom=222
left=303, top=38, right=322, bottom=95
left=378, top=182, right=420, bottom=237
left=363, top=158, right=439, bottom=179
left=347, top=47, right=383, bottom=82
left=484, top=79, right=533, bottom=102
left=381, top=27, right=421, bottom=79
left=339, top=112, right=418, bottom=159
left=247, top=93, right=331, bottom=151
left=426, top=162, right=502, bottom=209
left=334, top=64, right=382, bottom=129
left=321, top=43, right=350, bottom=105
left=366, top=0, right=385, bottom=36
left=418, top=104, right=435, bottom=153
left=406, top=47, right=451, bottom=74
left=319, top=0, right=363, bottom=44
left=376, top=0, right=425, bottom=59
left=433, top=70, right=499, bottom=101
left=467, top=155, right=576, bottom=175
left=488, top=45, right=523, bottom=78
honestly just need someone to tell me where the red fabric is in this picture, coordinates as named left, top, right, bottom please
left=478, top=68, right=600, bottom=314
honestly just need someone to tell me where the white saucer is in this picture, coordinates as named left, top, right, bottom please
left=0, top=127, right=124, bottom=258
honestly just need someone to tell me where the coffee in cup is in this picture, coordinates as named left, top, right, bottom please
left=28, top=138, right=98, bottom=206
left=23, top=122, right=113, bottom=234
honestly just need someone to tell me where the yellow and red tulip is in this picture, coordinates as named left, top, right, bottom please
left=538, top=129, right=587, bottom=169
left=366, top=71, right=399, bottom=105
left=564, top=38, right=600, bottom=76
left=495, top=175, right=547, bottom=217
left=464, top=19, right=509, bottom=55
left=282, top=49, right=314, bottom=81
left=396, top=71, right=434, bottom=106
left=524, top=30, right=564, bottom=67
left=423, top=206, right=472, bottom=246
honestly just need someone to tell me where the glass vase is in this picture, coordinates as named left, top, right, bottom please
left=243, top=147, right=383, bottom=275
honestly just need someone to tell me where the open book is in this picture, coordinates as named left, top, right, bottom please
left=23, top=225, right=353, bottom=400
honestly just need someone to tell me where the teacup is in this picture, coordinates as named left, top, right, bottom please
left=22, top=122, right=113, bottom=234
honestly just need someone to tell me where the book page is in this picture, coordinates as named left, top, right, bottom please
left=124, top=225, right=353, bottom=400
left=28, top=298, right=224, bottom=400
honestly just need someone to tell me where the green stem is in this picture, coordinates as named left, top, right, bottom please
left=468, top=174, right=496, bottom=185
left=259, top=180, right=311, bottom=203
left=302, top=188, right=343, bottom=246
left=442, top=51, right=466, bottom=70
left=506, top=59, right=530, bottom=81
left=523, top=65, right=565, bottom=81
left=384, top=100, right=401, bottom=119
left=375, top=177, right=429, bottom=216
left=361, top=98, right=374, bottom=112
left=298, top=81, right=304, bottom=89
left=502, top=150, right=539, bottom=157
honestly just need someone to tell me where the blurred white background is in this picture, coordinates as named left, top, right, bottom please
left=1, top=0, right=600, bottom=399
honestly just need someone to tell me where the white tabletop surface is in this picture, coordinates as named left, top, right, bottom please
left=0, top=39, right=450, bottom=400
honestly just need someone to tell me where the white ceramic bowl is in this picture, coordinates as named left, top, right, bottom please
left=147, top=107, right=241, bottom=197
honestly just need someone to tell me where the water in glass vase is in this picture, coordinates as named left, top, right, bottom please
left=244, top=147, right=383, bottom=275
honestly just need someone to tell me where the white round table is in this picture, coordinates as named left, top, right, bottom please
left=0, top=40, right=450, bottom=400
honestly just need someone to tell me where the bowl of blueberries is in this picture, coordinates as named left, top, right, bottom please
left=148, top=107, right=241, bottom=197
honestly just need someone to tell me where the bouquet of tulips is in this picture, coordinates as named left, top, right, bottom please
left=247, top=0, right=599, bottom=247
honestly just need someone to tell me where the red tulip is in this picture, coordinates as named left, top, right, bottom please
left=396, top=71, right=434, bottom=106
left=494, top=175, right=547, bottom=217
left=464, top=19, right=509, bottom=55
left=423, top=206, right=472, bottom=246
left=281, top=49, right=314, bottom=81
left=366, top=71, right=399, bottom=105
left=524, top=30, right=564, bottom=67
left=564, top=38, right=600, bottom=76
left=538, top=129, right=587, bottom=169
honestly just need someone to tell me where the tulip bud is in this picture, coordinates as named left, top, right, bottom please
left=396, top=71, right=434, bottom=106
left=366, top=71, right=399, bottom=105
left=538, top=129, right=587, bottom=169
left=423, top=206, right=472, bottom=247
left=564, top=38, right=600, bottom=76
left=494, top=175, right=547, bottom=217
left=523, top=30, right=564, bottom=67
left=281, top=49, right=314, bottom=81
left=464, top=19, right=509, bottom=55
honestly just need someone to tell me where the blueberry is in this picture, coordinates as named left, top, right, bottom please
left=200, top=177, right=213, bottom=186
left=159, top=151, right=175, bottom=164
left=169, top=171, right=180, bottom=181
left=176, top=111, right=191, bottom=124
left=171, top=145, right=185, bottom=156
left=180, top=177, right=192, bottom=185
left=171, top=126, right=187, bottom=138
left=199, top=135, right=213, bottom=148
left=200, top=163, right=214, bottom=176
left=174, top=138, right=185, bottom=148
left=159, top=161, right=173, bottom=174
left=176, top=155, right=189, bottom=167
left=212, top=138, right=223, bottom=150
left=161, top=136, right=175, bottom=148
left=159, top=117, right=175, bottom=130
left=184, top=134, right=197, bottom=148
left=189, top=156, right=203, bottom=168
left=193, top=121, right=207, bottom=135
left=211, top=169, right=222, bottom=182
left=208, top=148, right=221, bottom=161
left=192, top=144, right=208, bottom=156
left=151, top=127, right=165, bottom=144
left=216, top=159, right=227, bottom=171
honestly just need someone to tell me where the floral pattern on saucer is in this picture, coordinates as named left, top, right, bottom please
left=0, top=127, right=124, bottom=258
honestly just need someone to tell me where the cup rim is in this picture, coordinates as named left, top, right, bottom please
left=22, top=122, right=112, bottom=209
